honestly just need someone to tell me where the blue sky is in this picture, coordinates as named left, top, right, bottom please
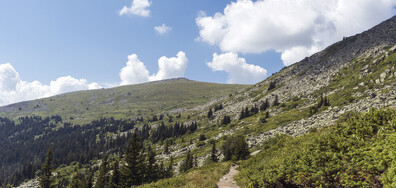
left=0, top=0, right=395, bottom=106
left=0, top=0, right=281, bottom=85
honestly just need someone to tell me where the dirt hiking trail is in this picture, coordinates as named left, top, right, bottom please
left=217, top=165, right=240, bottom=188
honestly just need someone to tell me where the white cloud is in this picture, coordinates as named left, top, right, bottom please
left=119, top=51, right=188, bottom=85
left=119, top=0, right=151, bottom=17
left=49, top=76, right=101, bottom=94
left=154, top=24, right=172, bottom=35
left=0, top=63, right=101, bottom=106
left=119, top=54, right=150, bottom=85
left=0, top=63, right=20, bottom=91
left=207, top=52, right=267, bottom=84
left=196, top=0, right=396, bottom=66
left=150, top=51, right=188, bottom=81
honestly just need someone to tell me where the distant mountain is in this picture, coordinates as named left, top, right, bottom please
left=0, top=78, right=249, bottom=123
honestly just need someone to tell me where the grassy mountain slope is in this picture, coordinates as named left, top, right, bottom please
left=0, top=78, right=249, bottom=123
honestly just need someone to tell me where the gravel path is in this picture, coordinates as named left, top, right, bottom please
left=217, top=165, right=240, bottom=188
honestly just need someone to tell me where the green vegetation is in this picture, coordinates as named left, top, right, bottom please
left=39, top=148, right=54, bottom=188
left=318, top=51, right=396, bottom=107
left=138, top=162, right=232, bottom=188
left=221, top=134, right=250, bottom=161
left=0, top=79, right=249, bottom=124
left=236, top=108, right=396, bottom=187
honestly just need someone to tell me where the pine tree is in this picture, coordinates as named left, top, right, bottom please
left=317, top=95, right=324, bottom=108
left=211, top=142, right=218, bottom=162
left=68, top=169, right=84, bottom=188
left=166, top=157, right=174, bottom=178
left=244, top=107, right=250, bottom=118
left=268, top=81, right=276, bottom=91
left=207, top=108, right=213, bottom=119
left=199, top=134, right=206, bottom=141
left=95, top=155, right=109, bottom=188
left=193, top=155, right=198, bottom=167
left=109, top=159, right=121, bottom=188
left=86, top=173, right=93, bottom=188
left=260, top=99, right=270, bottom=111
left=145, top=145, right=157, bottom=183
left=239, top=108, right=245, bottom=120
left=233, top=135, right=250, bottom=160
left=182, top=150, right=193, bottom=172
left=265, top=111, right=270, bottom=119
left=273, top=95, right=279, bottom=106
left=158, top=161, right=165, bottom=179
left=163, top=140, right=169, bottom=154
left=152, top=115, right=158, bottom=122
left=120, top=131, right=143, bottom=186
left=39, top=147, right=53, bottom=188
left=325, top=96, right=330, bottom=106
left=221, top=116, right=231, bottom=125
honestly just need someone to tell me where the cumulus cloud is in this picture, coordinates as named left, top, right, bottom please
left=196, top=0, right=396, bottom=66
left=207, top=52, right=267, bottom=84
left=119, top=54, right=150, bottom=85
left=119, top=0, right=151, bottom=17
left=154, top=24, right=172, bottom=35
left=150, top=51, right=188, bottom=81
left=0, top=63, right=101, bottom=106
left=119, top=51, right=188, bottom=85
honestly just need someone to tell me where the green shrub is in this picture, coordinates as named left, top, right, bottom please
left=237, top=108, right=396, bottom=187
left=221, top=134, right=250, bottom=161
left=195, top=141, right=205, bottom=147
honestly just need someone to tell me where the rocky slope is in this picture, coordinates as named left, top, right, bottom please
left=209, top=16, right=396, bottom=131
left=215, top=16, right=396, bottom=117
left=157, top=16, right=396, bottom=168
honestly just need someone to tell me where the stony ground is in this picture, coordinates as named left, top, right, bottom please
left=217, top=165, right=240, bottom=188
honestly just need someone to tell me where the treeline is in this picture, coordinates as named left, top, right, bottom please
left=0, top=116, right=138, bottom=186
left=309, top=95, right=330, bottom=115
left=150, top=121, right=198, bottom=143
left=0, top=114, right=198, bottom=187
left=39, top=131, right=174, bottom=188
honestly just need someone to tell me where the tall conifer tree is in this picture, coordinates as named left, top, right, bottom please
left=120, top=131, right=143, bottom=186
left=39, top=147, right=53, bottom=188
left=109, top=159, right=121, bottom=188
left=211, top=142, right=218, bottom=162
left=95, top=155, right=109, bottom=188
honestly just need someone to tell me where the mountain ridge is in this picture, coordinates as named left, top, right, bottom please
left=0, top=77, right=249, bottom=123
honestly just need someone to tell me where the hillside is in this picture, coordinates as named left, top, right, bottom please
left=0, top=78, right=249, bottom=123
left=2, top=16, right=396, bottom=188
left=138, top=16, right=396, bottom=187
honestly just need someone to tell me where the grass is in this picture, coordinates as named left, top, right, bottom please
left=138, top=161, right=232, bottom=188
left=0, top=79, right=249, bottom=124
